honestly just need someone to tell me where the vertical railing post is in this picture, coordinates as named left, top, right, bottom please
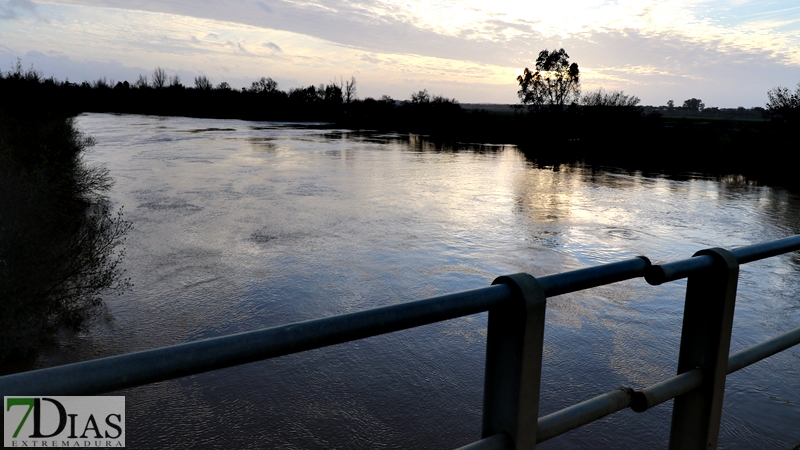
left=669, top=248, right=739, bottom=450
left=482, top=273, right=547, bottom=449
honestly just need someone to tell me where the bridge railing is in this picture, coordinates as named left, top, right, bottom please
left=3, top=236, right=800, bottom=449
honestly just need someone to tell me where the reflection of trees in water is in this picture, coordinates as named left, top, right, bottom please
left=0, top=110, right=131, bottom=362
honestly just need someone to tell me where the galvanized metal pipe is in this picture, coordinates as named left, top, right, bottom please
left=729, top=235, right=800, bottom=265
left=727, top=326, right=800, bottom=374
left=631, top=369, right=703, bottom=412
left=644, top=255, right=714, bottom=285
left=537, top=257, right=650, bottom=297
left=535, top=387, right=634, bottom=443
left=645, top=235, right=800, bottom=286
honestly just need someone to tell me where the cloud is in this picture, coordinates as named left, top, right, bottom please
left=4, top=1, right=799, bottom=106
left=263, top=41, right=281, bottom=52
left=47, top=0, right=798, bottom=75
left=0, top=0, right=36, bottom=20
left=360, top=53, right=381, bottom=64
left=256, top=1, right=272, bottom=13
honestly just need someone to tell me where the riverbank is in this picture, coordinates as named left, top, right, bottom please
left=0, top=106, right=130, bottom=362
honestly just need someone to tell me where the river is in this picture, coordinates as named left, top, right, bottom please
left=16, top=113, right=800, bottom=448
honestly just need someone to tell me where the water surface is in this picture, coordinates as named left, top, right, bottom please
left=23, top=113, right=800, bottom=448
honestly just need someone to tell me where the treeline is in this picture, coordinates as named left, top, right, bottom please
left=3, top=62, right=799, bottom=187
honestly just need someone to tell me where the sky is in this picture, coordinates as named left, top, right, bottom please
left=1, top=0, right=799, bottom=107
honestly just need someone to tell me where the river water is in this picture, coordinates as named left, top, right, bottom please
left=17, top=113, right=800, bottom=448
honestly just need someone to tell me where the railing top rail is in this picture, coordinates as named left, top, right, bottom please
left=645, top=235, right=800, bottom=285
left=537, top=256, right=650, bottom=297
left=730, top=235, right=800, bottom=265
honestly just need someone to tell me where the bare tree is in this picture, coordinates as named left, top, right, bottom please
left=169, top=74, right=182, bottom=88
left=134, top=74, right=148, bottom=89
left=194, top=75, right=212, bottom=90
left=152, top=67, right=167, bottom=89
left=344, top=76, right=357, bottom=104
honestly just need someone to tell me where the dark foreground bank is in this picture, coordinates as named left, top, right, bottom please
left=0, top=100, right=131, bottom=362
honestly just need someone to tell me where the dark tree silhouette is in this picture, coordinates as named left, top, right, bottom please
left=344, top=76, right=357, bottom=104
left=135, top=74, right=148, bottom=89
left=410, top=89, right=431, bottom=104
left=582, top=89, right=640, bottom=107
left=682, top=98, right=704, bottom=111
left=194, top=75, right=212, bottom=90
left=152, top=67, right=167, bottom=89
left=517, top=48, right=580, bottom=110
left=250, top=77, right=279, bottom=93
left=765, top=82, right=800, bottom=122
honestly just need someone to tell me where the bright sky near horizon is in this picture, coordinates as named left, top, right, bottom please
left=1, top=0, right=799, bottom=107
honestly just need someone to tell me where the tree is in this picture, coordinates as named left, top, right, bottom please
left=250, top=77, right=279, bottom=93
left=288, top=85, right=323, bottom=103
left=410, top=89, right=430, bottom=104
left=582, top=89, right=640, bottom=107
left=517, top=48, right=580, bottom=110
left=322, top=81, right=343, bottom=103
left=194, top=75, right=212, bottom=90
left=765, top=82, right=800, bottom=122
left=667, top=100, right=675, bottom=110
left=682, top=98, right=704, bottom=111
left=134, top=74, right=148, bottom=89
left=344, top=76, right=357, bottom=104
left=93, top=77, right=110, bottom=89
left=169, top=74, right=182, bottom=88
left=152, top=67, right=167, bottom=89
left=216, top=81, right=232, bottom=91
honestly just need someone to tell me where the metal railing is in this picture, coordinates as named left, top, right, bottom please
left=3, top=236, right=800, bottom=449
